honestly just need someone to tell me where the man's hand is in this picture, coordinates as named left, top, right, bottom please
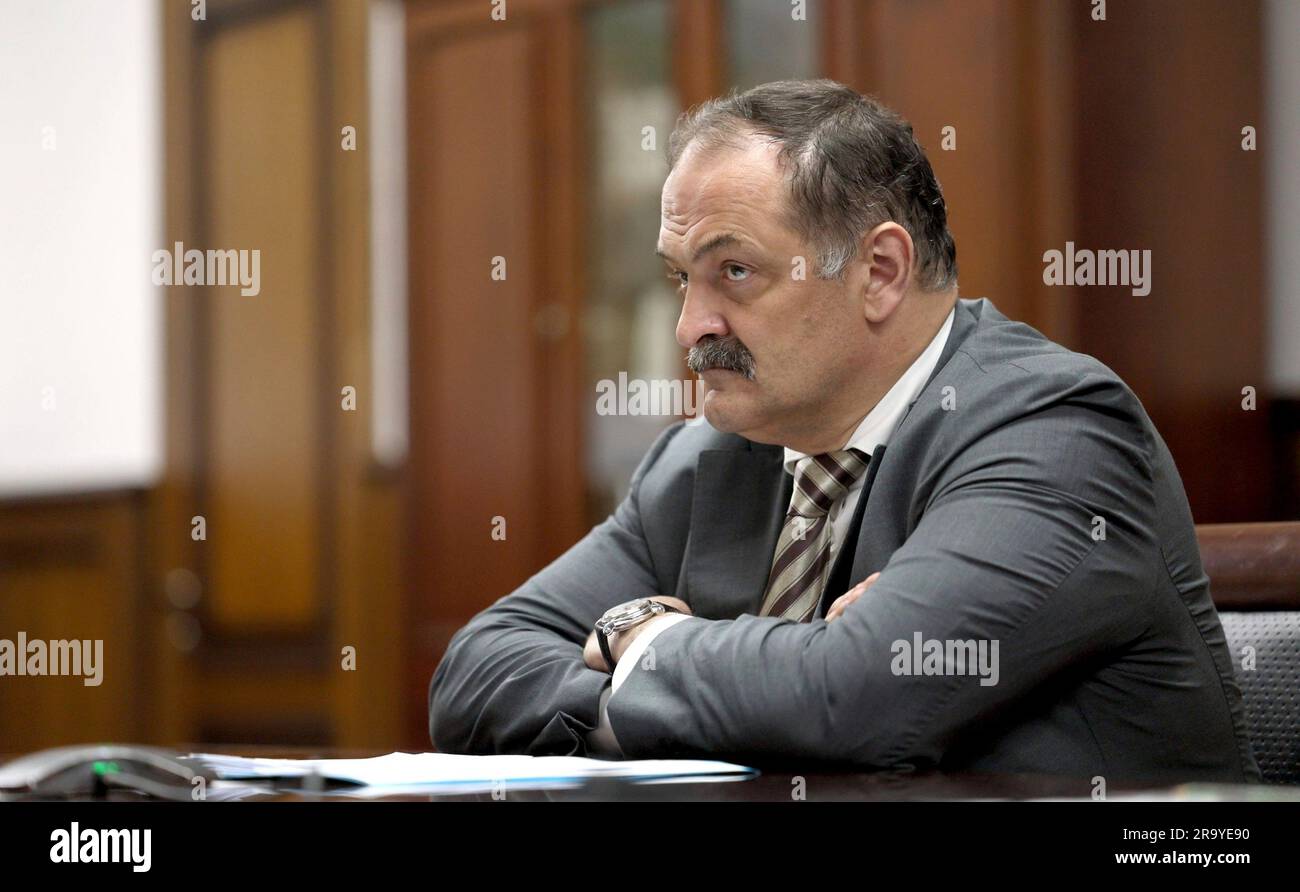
left=825, top=572, right=881, bottom=623
left=584, top=596, right=692, bottom=674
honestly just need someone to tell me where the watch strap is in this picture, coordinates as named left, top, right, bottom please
left=597, top=627, right=615, bottom=671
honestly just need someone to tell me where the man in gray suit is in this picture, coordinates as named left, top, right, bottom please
left=429, top=80, right=1260, bottom=783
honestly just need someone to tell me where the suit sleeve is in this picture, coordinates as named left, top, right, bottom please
left=606, top=379, right=1159, bottom=768
left=428, top=421, right=685, bottom=756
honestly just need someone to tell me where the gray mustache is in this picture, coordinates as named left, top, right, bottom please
left=687, top=336, right=756, bottom=381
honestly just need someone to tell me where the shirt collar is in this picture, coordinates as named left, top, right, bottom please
left=782, top=305, right=955, bottom=475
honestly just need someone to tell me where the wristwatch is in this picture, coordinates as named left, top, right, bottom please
left=594, top=598, right=682, bottom=670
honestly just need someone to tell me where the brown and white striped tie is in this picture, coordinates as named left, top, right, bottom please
left=758, top=448, right=870, bottom=623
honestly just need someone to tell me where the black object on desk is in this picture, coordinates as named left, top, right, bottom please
left=0, top=744, right=213, bottom=801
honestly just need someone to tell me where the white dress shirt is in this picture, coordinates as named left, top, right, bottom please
left=585, top=306, right=957, bottom=756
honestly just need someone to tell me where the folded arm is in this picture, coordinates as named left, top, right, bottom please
left=428, top=422, right=684, bottom=755
left=606, top=397, right=1157, bottom=768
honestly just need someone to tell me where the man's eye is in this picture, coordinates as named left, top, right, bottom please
left=724, top=264, right=750, bottom=282
left=667, top=270, right=688, bottom=288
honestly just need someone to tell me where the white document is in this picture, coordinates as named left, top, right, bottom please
left=188, top=751, right=756, bottom=793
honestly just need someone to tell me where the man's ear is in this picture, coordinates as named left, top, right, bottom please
left=860, top=222, right=915, bottom=323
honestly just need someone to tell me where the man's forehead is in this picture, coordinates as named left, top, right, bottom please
left=662, top=138, right=784, bottom=212
left=658, top=138, right=786, bottom=258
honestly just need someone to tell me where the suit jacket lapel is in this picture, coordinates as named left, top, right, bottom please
left=847, top=443, right=893, bottom=586
left=846, top=299, right=981, bottom=585
left=678, top=441, right=789, bottom=619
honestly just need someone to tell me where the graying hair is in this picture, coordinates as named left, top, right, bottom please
left=667, top=79, right=958, bottom=290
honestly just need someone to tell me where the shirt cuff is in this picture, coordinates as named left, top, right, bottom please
left=612, top=612, right=693, bottom=693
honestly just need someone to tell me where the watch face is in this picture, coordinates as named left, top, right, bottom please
left=598, top=598, right=656, bottom=632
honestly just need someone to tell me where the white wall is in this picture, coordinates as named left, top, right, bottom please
left=0, top=0, right=162, bottom=496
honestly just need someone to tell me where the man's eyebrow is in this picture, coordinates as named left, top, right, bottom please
left=656, top=232, right=745, bottom=265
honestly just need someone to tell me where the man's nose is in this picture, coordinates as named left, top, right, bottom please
left=675, top=286, right=728, bottom=349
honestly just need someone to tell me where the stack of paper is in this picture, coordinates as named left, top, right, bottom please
left=187, top=751, right=757, bottom=795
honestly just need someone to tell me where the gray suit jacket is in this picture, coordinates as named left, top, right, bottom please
left=429, top=298, right=1261, bottom=782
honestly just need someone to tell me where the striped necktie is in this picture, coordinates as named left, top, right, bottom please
left=758, top=448, right=870, bottom=623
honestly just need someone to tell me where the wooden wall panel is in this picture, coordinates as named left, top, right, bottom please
left=204, top=10, right=325, bottom=631
left=405, top=2, right=590, bottom=743
left=673, top=0, right=724, bottom=107
left=156, top=0, right=406, bottom=748
left=406, top=27, right=543, bottom=702
left=0, top=495, right=146, bottom=750
left=1073, top=0, right=1268, bottom=522
left=839, top=0, right=1059, bottom=331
